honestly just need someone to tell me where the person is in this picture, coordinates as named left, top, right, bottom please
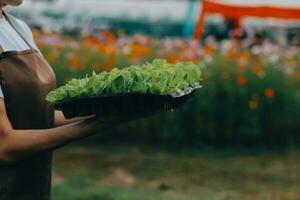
left=0, top=1, right=144, bottom=199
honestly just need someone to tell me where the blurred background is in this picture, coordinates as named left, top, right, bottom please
left=8, top=0, right=300, bottom=199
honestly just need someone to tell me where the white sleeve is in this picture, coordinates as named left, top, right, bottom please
left=0, top=85, right=4, bottom=98
left=13, top=18, right=42, bottom=55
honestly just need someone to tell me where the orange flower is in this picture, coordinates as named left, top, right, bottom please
left=165, top=55, right=180, bottom=64
left=237, top=75, right=247, bottom=85
left=128, top=43, right=151, bottom=62
left=103, top=57, right=115, bottom=70
left=69, top=55, right=84, bottom=70
left=239, top=52, right=249, bottom=60
left=251, top=66, right=263, bottom=77
left=249, top=100, right=257, bottom=110
left=226, top=50, right=236, bottom=60
left=99, top=43, right=116, bottom=55
left=238, top=52, right=249, bottom=65
left=31, top=28, right=40, bottom=40
left=288, top=59, right=298, bottom=66
left=203, top=46, right=214, bottom=56
left=264, top=88, right=274, bottom=98
left=83, top=35, right=99, bottom=46
left=44, top=51, right=57, bottom=63
left=101, top=31, right=116, bottom=43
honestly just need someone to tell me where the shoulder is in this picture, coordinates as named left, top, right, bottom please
left=6, top=13, right=34, bottom=42
left=5, top=13, right=42, bottom=54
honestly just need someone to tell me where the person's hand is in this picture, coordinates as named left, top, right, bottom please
left=70, top=109, right=158, bottom=140
left=89, top=109, right=158, bottom=128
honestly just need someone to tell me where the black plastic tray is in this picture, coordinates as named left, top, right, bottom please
left=56, top=93, right=194, bottom=119
left=54, top=84, right=202, bottom=119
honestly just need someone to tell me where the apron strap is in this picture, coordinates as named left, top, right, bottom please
left=0, top=12, right=4, bottom=54
left=2, top=11, right=34, bottom=50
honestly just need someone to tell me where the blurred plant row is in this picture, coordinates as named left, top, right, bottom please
left=36, top=31, right=300, bottom=147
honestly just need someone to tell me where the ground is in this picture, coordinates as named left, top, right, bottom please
left=52, top=145, right=300, bottom=200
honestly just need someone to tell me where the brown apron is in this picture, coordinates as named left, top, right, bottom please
left=0, top=12, right=56, bottom=200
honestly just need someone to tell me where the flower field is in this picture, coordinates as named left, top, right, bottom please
left=36, top=31, right=300, bottom=147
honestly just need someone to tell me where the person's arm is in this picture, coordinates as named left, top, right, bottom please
left=54, top=110, right=90, bottom=127
left=0, top=99, right=119, bottom=165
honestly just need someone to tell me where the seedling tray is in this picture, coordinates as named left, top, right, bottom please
left=54, top=84, right=201, bottom=119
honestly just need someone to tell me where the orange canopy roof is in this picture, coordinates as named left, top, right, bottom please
left=194, top=0, right=300, bottom=39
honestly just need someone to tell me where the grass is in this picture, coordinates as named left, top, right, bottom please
left=52, top=145, right=300, bottom=200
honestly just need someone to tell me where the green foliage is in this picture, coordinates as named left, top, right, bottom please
left=97, top=53, right=300, bottom=147
left=46, top=46, right=300, bottom=147
left=46, top=59, right=202, bottom=103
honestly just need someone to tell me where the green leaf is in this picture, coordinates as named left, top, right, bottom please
left=45, top=59, right=202, bottom=103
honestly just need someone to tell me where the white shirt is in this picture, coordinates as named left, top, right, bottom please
left=0, top=13, right=39, bottom=99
